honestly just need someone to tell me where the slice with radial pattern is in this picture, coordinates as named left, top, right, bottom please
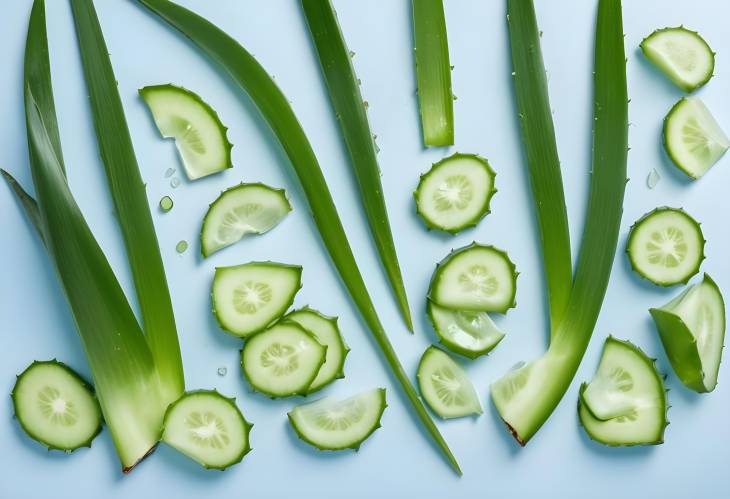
left=417, top=346, right=482, bottom=419
left=287, top=388, right=386, bottom=450
left=212, top=262, right=302, bottom=337
left=640, top=27, right=715, bottom=92
left=427, top=301, right=505, bottom=359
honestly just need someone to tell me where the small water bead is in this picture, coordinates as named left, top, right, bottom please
left=170, top=177, right=181, bottom=188
left=217, top=367, right=228, bottom=377
left=647, top=168, right=661, bottom=189
left=176, top=240, right=188, bottom=254
left=164, top=167, right=176, bottom=178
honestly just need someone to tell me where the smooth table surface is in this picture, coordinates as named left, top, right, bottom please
left=1, top=1, right=728, bottom=498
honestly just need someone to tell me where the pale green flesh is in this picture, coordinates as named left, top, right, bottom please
left=415, top=155, right=495, bottom=233
left=288, top=388, right=386, bottom=450
left=428, top=301, right=505, bottom=358
left=162, top=391, right=249, bottom=469
left=241, top=322, right=326, bottom=397
left=641, top=28, right=714, bottom=92
left=286, top=309, right=348, bottom=393
left=664, top=97, right=729, bottom=179
left=140, top=85, right=231, bottom=180
left=430, top=245, right=516, bottom=312
left=202, top=184, right=291, bottom=257
left=652, top=274, right=725, bottom=391
left=213, top=262, right=302, bottom=337
left=417, top=347, right=482, bottom=419
left=627, top=208, right=704, bottom=286
left=12, top=362, right=101, bottom=450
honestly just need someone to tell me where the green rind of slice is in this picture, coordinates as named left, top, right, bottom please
left=414, top=153, right=497, bottom=234
left=201, top=183, right=292, bottom=257
left=578, top=337, right=668, bottom=446
left=11, top=360, right=102, bottom=452
left=427, top=300, right=505, bottom=359
left=649, top=273, right=725, bottom=393
left=285, top=307, right=350, bottom=394
left=640, top=27, right=715, bottom=93
left=663, top=97, right=729, bottom=180
left=627, top=207, right=705, bottom=287
left=161, top=390, right=252, bottom=470
left=287, top=388, right=386, bottom=451
left=417, top=346, right=482, bottom=419
left=428, top=242, right=518, bottom=313
left=140, top=83, right=233, bottom=180
left=241, top=322, right=327, bottom=398
left=212, top=261, right=302, bottom=338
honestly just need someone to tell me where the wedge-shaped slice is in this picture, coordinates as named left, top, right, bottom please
left=427, top=301, right=505, bottom=359
left=641, top=27, right=714, bottom=92
left=429, top=243, right=517, bottom=313
left=650, top=273, right=725, bottom=392
left=627, top=207, right=704, bottom=286
left=288, top=388, right=386, bottom=450
left=417, top=346, right=482, bottom=419
left=415, top=153, right=496, bottom=234
left=202, top=183, right=291, bottom=257
left=213, top=262, right=302, bottom=337
left=579, top=337, right=668, bottom=446
left=664, top=97, right=729, bottom=179
left=140, top=84, right=232, bottom=179
left=241, top=322, right=326, bottom=397
left=162, top=390, right=252, bottom=470
left=12, top=360, right=102, bottom=452
left=285, top=308, right=349, bottom=393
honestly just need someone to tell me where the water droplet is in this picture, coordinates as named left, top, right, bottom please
left=510, top=361, right=526, bottom=371
left=159, top=196, right=173, bottom=212
left=170, top=177, right=181, bottom=188
left=646, top=168, right=661, bottom=189
left=164, top=167, right=176, bottom=178
left=176, top=240, right=188, bottom=254
left=217, top=367, right=228, bottom=377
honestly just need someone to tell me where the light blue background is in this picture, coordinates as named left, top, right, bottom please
left=1, top=1, right=728, bottom=497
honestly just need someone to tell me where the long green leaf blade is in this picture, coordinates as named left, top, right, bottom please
left=491, top=0, right=628, bottom=444
left=22, top=1, right=164, bottom=469
left=69, top=0, right=184, bottom=404
left=506, top=0, right=572, bottom=333
left=412, top=0, right=454, bottom=146
left=301, top=0, right=413, bottom=332
left=135, top=0, right=460, bottom=474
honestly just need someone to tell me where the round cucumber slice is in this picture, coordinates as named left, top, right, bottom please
left=140, top=84, right=233, bottom=180
left=640, top=27, right=714, bottom=92
left=162, top=390, right=252, bottom=470
left=201, top=183, right=292, bottom=257
left=663, top=97, right=729, bottom=179
left=427, top=301, right=505, bottom=359
left=414, top=153, right=497, bottom=233
left=213, top=262, right=302, bottom=337
left=285, top=308, right=349, bottom=393
left=627, top=207, right=704, bottom=286
left=650, top=273, right=725, bottom=392
left=11, top=360, right=102, bottom=451
left=578, top=338, right=668, bottom=446
left=287, top=388, right=386, bottom=450
left=417, top=346, right=482, bottom=419
left=429, top=243, right=518, bottom=313
left=241, top=322, right=326, bottom=397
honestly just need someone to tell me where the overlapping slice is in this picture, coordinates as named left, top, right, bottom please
left=417, top=346, right=482, bottom=419
left=650, top=273, right=725, bottom=393
left=579, top=337, right=668, bottom=446
left=201, top=183, right=291, bottom=257
left=288, top=388, right=386, bottom=450
left=427, top=301, right=505, bottom=359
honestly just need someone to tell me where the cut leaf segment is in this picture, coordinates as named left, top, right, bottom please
left=12, top=360, right=102, bottom=452
left=201, top=183, right=291, bottom=257
left=417, top=346, right=482, bottom=419
left=288, top=388, right=386, bottom=450
left=650, top=273, right=725, bottom=392
left=627, top=207, right=704, bottom=286
left=162, top=390, right=252, bottom=470
left=579, top=337, right=668, bottom=446
left=663, top=97, right=729, bottom=179
left=427, top=301, right=505, bottom=359
left=140, top=84, right=232, bottom=180
left=641, top=27, right=714, bottom=92
left=415, top=153, right=496, bottom=234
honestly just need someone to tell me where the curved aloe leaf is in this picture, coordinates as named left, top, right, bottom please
left=300, top=0, right=413, bottom=332
left=135, top=0, right=460, bottom=474
left=491, top=0, right=628, bottom=444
